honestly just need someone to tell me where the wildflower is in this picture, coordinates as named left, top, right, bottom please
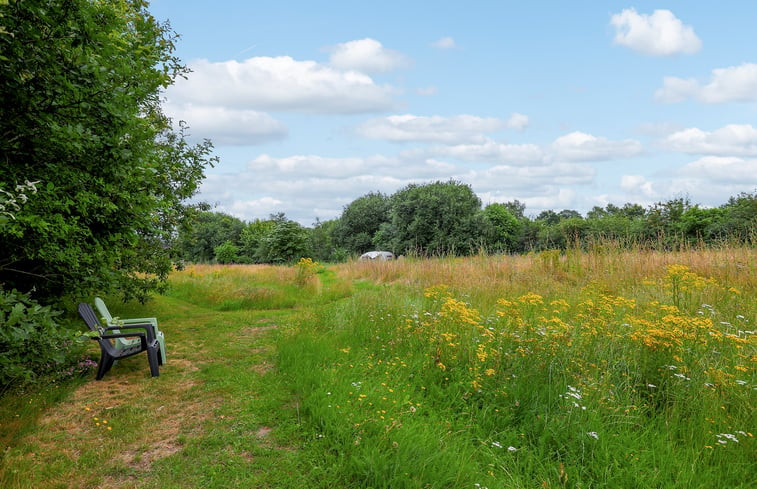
left=587, top=432, right=599, bottom=440
left=491, top=441, right=502, bottom=448
left=507, top=446, right=518, bottom=452
left=716, top=433, right=739, bottom=443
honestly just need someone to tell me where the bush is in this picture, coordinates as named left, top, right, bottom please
left=0, top=288, right=87, bottom=388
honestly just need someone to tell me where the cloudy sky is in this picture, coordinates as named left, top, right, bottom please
left=152, top=0, right=757, bottom=225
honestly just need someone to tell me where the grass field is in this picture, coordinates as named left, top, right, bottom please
left=1, top=248, right=755, bottom=488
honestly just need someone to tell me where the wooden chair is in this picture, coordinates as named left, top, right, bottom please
left=78, top=303, right=160, bottom=380
left=94, top=297, right=166, bottom=364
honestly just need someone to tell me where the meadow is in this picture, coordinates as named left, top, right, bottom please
left=1, top=246, right=755, bottom=488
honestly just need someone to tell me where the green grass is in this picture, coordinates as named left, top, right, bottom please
left=1, top=249, right=755, bottom=488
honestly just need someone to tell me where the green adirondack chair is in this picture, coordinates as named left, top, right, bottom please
left=78, top=303, right=160, bottom=380
left=94, top=297, right=166, bottom=364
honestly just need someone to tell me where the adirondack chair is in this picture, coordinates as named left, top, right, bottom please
left=94, top=297, right=166, bottom=364
left=78, top=303, right=160, bottom=380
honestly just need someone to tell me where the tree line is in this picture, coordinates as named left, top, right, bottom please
left=177, top=181, right=756, bottom=265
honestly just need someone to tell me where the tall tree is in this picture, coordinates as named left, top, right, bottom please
left=0, top=0, right=216, bottom=301
left=333, top=192, right=390, bottom=254
left=377, top=180, right=484, bottom=255
left=176, top=211, right=245, bottom=263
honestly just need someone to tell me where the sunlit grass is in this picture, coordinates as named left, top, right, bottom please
left=281, top=246, right=756, bottom=488
left=1, top=248, right=754, bottom=488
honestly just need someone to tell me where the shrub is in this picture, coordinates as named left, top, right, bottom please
left=0, top=288, right=86, bottom=388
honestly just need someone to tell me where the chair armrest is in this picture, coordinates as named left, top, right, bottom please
left=93, top=331, right=148, bottom=349
left=104, top=323, right=156, bottom=343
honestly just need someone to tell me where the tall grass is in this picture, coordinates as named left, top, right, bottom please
left=279, top=246, right=756, bottom=488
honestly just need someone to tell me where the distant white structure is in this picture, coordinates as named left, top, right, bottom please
left=358, top=251, right=395, bottom=261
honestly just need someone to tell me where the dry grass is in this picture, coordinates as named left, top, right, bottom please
left=336, top=246, right=756, bottom=309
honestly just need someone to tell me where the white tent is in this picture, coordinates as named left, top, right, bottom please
left=358, top=251, right=395, bottom=261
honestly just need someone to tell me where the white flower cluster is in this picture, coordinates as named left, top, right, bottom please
left=0, top=180, right=40, bottom=221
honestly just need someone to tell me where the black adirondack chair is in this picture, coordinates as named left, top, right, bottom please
left=78, top=303, right=160, bottom=380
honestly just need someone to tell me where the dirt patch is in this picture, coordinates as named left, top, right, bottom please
left=239, top=324, right=277, bottom=336
left=255, top=426, right=273, bottom=438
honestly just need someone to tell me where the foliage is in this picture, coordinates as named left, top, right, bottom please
left=310, top=218, right=345, bottom=262
left=482, top=203, right=522, bottom=252
left=214, top=240, right=240, bottom=264
left=376, top=180, right=485, bottom=255
left=256, top=218, right=311, bottom=264
left=240, top=218, right=277, bottom=261
left=294, top=257, right=321, bottom=286
left=333, top=192, right=390, bottom=254
left=177, top=211, right=245, bottom=263
left=0, top=288, right=87, bottom=388
left=0, top=0, right=216, bottom=302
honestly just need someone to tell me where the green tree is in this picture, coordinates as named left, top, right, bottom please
left=256, top=218, right=310, bottom=264
left=214, top=241, right=239, bottom=264
left=0, top=0, right=216, bottom=302
left=377, top=180, right=484, bottom=255
left=177, top=211, right=245, bottom=263
left=334, top=192, right=390, bottom=254
left=310, top=218, right=343, bottom=262
left=239, top=218, right=276, bottom=262
left=482, top=203, right=522, bottom=252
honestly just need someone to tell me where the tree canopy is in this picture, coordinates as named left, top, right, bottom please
left=0, top=0, right=216, bottom=302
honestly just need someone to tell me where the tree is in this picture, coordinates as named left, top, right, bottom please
left=333, top=192, right=390, bottom=254
left=310, top=218, right=343, bottom=262
left=256, top=218, right=311, bottom=264
left=377, top=181, right=484, bottom=255
left=482, top=203, right=522, bottom=252
left=239, top=218, right=276, bottom=262
left=0, top=0, right=217, bottom=302
left=177, top=211, right=245, bottom=263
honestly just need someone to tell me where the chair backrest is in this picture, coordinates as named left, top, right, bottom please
left=78, top=303, right=106, bottom=334
left=94, top=297, right=113, bottom=323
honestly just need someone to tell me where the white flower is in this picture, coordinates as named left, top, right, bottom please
left=491, top=441, right=502, bottom=448
left=587, top=431, right=599, bottom=440
left=507, top=446, right=518, bottom=452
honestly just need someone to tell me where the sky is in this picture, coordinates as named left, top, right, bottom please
left=150, top=0, right=757, bottom=225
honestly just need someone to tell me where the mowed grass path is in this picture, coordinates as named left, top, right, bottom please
left=1, top=265, right=338, bottom=489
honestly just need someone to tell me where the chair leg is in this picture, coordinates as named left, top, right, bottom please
left=147, top=341, right=160, bottom=377
left=97, top=354, right=115, bottom=381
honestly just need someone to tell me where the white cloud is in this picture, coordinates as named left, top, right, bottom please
left=635, top=121, right=684, bottom=137
left=680, top=156, right=757, bottom=184
left=505, top=113, right=530, bottom=131
left=166, top=56, right=397, bottom=114
left=248, top=154, right=401, bottom=178
left=165, top=103, right=287, bottom=145
left=551, top=132, right=644, bottom=161
left=660, top=124, right=757, bottom=156
left=356, top=114, right=503, bottom=144
left=431, top=37, right=457, bottom=49
left=655, top=63, right=757, bottom=104
left=328, top=38, right=410, bottom=73
left=620, top=175, right=656, bottom=197
left=419, top=140, right=544, bottom=165
left=610, top=8, right=701, bottom=56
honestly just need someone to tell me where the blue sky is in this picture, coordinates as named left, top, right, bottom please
left=151, top=1, right=757, bottom=224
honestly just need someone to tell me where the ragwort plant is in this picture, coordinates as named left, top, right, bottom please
left=279, top=257, right=755, bottom=489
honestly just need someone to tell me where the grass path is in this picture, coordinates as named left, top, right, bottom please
left=1, top=292, right=316, bottom=488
